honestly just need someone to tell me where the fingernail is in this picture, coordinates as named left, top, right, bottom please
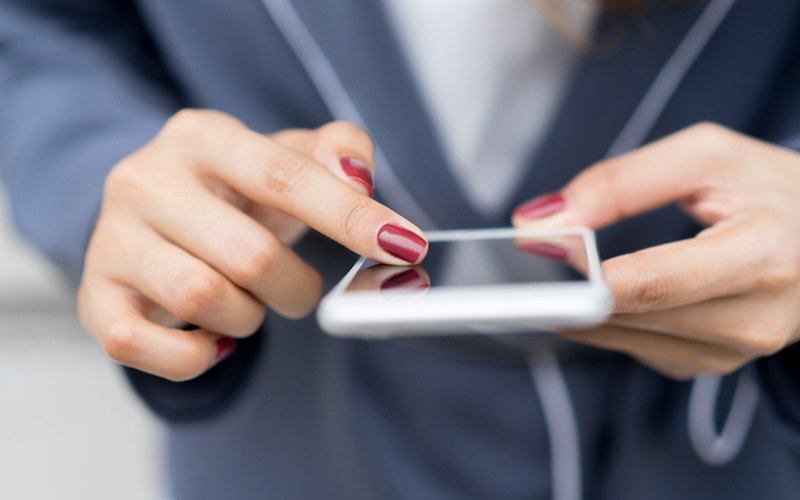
left=517, top=242, right=570, bottom=261
left=340, top=156, right=374, bottom=197
left=514, top=192, right=567, bottom=220
left=377, top=224, right=427, bottom=263
left=380, top=269, right=430, bottom=291
left=213, top=338, right=237, bottom=363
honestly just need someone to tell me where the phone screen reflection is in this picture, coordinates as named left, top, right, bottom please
left=345, top=235, right=589, bottom=294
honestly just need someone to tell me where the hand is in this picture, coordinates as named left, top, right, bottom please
left=513, top=123, right=800, bottom=379
left=78, top=110, right=428, bottom=381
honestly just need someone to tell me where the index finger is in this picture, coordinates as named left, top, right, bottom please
left=165, top=111, right=427, bottom=265
left=605, top=222, right=761, bottom=314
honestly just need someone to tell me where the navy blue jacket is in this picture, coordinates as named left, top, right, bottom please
left=2, top=0, right=800, bottom=498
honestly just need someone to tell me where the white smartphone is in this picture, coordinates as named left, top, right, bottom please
left=317, top=226, right=612, bottom=339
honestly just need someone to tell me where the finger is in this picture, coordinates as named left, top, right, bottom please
left=559, top=323, right=749, bottom=375
left=609, top=293, right=787, bottom=357
left=273, top=122, right=376, bottom=197
left=163, top=111, right=427, bottom=265
left=142, top=180, right=322, bottom=319
left=513, top=123, right=736, bottom=229
left=602, top=220, right=762, bottom=314
left=113, top=226, right=266, bottom=338
left=78, top=277, right=235, bottom=382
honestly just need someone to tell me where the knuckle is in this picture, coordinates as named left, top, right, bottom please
left=105, top=155, right=148, bottom=197
left=165, top=109, right=215, bottom=133
left=172, top=269, right=227, bottom=323
left=162, top=109, right=239, bottom=146
left=751, top=335, right=786, bottom=357
left=688, top=122, right=733, bottom=147
left=617, top=255, right=674, bottom=313
left=101, top=318, right=139, bottom=365
left=105, top=151, right=177, bottom=208
left=335, top=196, right=374, bottom=242
left=755, top=267, right=794, bottom=292
left=265, top=151, right=313, bottom=196
left=228, top=237, right=281, bottom=287
left=735, top=323, right=788, bottom=357
left=633, top=272, right=671, bottom=311
left=165, top=345, right=209, bottom=382
left=163, top=109, right=206, bottom=137
left=753, top=252, right=797, bottom=291
left=687, top=122, right=742, bottom=167
left=632, top=273, right=672, bottom=312
left=239, top=308, right=268, bottom=335
left=704, top=354, right=747, bottom=376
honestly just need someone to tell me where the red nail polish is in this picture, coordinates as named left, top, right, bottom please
left=341, top=156, right=374, bottom=197
left=514, top=192, right=567, bottom=220
left=214, top=338, right=237, bottom=363
left=517, top=242, right=570, bottom=261
left=377, top=224, right=427, bottom=263
left=380, top=269, right=430, bottom=291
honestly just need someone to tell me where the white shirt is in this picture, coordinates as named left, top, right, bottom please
left=382, top=0, right=597, bottom=216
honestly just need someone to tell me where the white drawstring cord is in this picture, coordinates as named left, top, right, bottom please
left=527, top=347, right=583, bottom=500
left=688, top=372, right=760, bottom=466
left=259, top=0, right=438, bottom=231
left=605, top=0, right=738, bottom=157
left=489, top=333, right=583, bottom=500
left=599, top=0, right=758, bottom=468
left=261, top=0, right=748, bottom=493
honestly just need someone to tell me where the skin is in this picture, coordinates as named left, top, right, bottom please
left=513, top=122, right=800, bottom=380
left=77, top=110, right=427, bottom=382
left=80, top=114, right=799, bottom=383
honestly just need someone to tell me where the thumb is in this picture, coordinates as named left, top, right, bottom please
left=512, top=125, right=721, bottom=230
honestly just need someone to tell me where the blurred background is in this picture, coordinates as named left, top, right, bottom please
left=0, top=185, right=165, bottom=499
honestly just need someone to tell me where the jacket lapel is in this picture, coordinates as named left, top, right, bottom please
left=281, top=0, right=714, bottom=228
left=286, top=0, right=488, bottom=229
left=507, top=2, right=713, bottom=216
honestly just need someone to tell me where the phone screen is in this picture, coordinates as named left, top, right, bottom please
left=344, top=233, right=592, bottom=294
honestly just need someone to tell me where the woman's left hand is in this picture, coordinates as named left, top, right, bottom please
left=513, top=123, right=800, bottom=380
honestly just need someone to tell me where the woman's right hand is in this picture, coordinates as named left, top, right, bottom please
left=77, top=110, right=428, bottom=381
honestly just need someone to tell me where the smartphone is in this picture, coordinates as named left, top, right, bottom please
left=317, top=227, right=611, bottom=339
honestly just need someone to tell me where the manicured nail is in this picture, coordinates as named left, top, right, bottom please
left=514, top=192, right=567, bottom=220
left=340, top=156, right=374, bottom=197
left=517, top=242, right=570, bottom=262
left=214, top=338, right=237, bottom=363
left=377, top=224, right=427, bottom=263
left=380, top=269, right=429, bottom=291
